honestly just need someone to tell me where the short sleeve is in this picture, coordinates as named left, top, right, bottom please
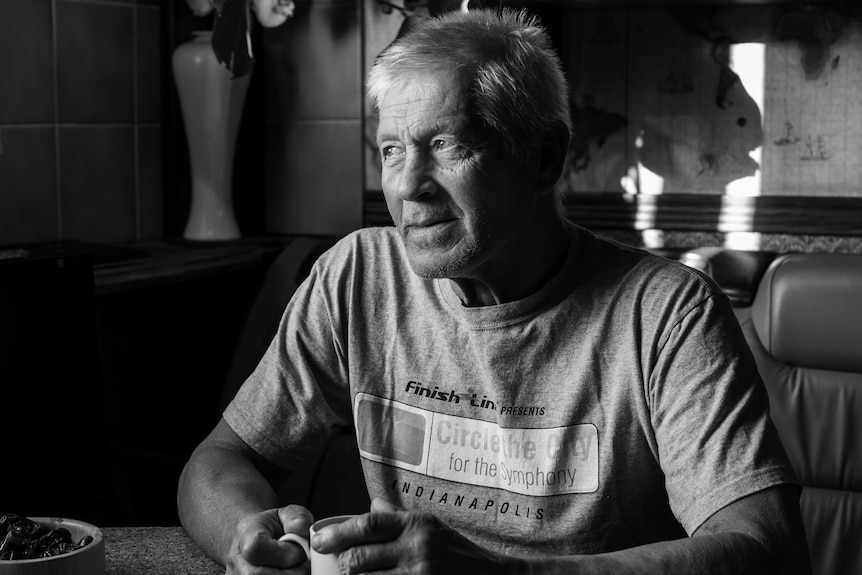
left=647, top=289, right=797, bottom=534
left=223, top=244, right=354, bottom=470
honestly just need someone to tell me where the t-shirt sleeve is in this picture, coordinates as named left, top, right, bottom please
left=647, top=281, right=798, bottom=535
left=223, top=246, right=354, bottom=470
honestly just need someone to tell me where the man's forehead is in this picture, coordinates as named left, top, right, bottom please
left=376, top=74, right=473, bottom=136
left=379, top=74, right=460, bottom=111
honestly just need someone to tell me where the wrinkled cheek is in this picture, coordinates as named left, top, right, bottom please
left=382, top=197, right=403, bottom=229
left=381, top=179, right=403, bottom=228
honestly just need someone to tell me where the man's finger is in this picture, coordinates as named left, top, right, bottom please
left=312, top=511, right=406, bottom=553
left=337, top=539, right=406, bottom=574
left=237, top=506, right=313, bottom=568
left=371, top=496, right=405, bottom=513
left=241, top=530, right=309, bottom=568
left=278, top=504, right=315, bottom=537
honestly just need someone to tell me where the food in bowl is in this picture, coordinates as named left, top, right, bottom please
left=0, top=515, right=93, bottom=561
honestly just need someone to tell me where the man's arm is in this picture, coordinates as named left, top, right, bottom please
left=313, top=484, right=811, bottom=574
left=177, top=417, right=310, bottom=571
left=518, top=484, right=810, bottom=574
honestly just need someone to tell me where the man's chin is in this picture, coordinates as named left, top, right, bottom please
left=405, top=251, right=470, bottom=280
left=406, top=259, right=453, bottom=279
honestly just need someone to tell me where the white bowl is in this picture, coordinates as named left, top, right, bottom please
left=0, top=517, right=104, bottom=575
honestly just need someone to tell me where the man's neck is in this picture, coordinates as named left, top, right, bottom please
left=448, top=216, right=572, bottom=307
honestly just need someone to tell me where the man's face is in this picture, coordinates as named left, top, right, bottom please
left=376, top=71, right=539, bottom=280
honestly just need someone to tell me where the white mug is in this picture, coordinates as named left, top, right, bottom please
left=279, top=514, right=357, bottom=574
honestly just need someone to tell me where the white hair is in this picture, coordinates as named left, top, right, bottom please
left=368, top=8, right=571, bottom=162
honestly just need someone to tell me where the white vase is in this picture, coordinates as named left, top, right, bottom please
left=172, top=30, right=251, bottom=241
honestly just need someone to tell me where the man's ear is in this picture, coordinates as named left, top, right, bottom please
left=536, top=121, right=570, bottom=191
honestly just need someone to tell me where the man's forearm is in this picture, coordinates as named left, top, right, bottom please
left=510, top=531, right=794, bottom=575
left=177, top=443, right=279, bottom=565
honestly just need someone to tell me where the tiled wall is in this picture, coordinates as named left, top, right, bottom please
left=0, top=0, right=163, bottom=246
left=0, top=0, right=367, bottom=245
left=259, top=0, right=364, bottom=236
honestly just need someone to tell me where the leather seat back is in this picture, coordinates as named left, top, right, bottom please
left=740, top=253, right=862, bottom=575
left=678, top=246, right=777, bottom=306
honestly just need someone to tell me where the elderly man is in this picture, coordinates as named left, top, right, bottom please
left=178, top=8, right=811, bottom=574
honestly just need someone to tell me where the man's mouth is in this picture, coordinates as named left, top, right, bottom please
left=402, top=216, right=459, bottom=245
left=408, top=216, right=456, bottom=229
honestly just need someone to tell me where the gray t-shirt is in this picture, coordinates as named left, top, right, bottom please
left=225, top=223, right=796, bottom=557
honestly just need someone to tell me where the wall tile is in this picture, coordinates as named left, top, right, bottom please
left=57, top=0, right=134, bottom=123
left=59, top=126, right=136, bottom=242
left=137, top=5, right=162, bottom=124
left=361, top=0, right=399, bottom=193
left=0, top=127, right=58, bottom=244
left=1, top=0, right=165, bottom=246
left=0, top=0, right=54, bottom=124
left=262, top=1, right=361, bottom=123
left=138, top=125, right=163, bottom=239
left=265, top=119, right=362, bottom=235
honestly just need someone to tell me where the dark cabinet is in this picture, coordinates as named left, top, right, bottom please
left=93, top=241, right=279, bottom=526
left=0, top=240, right=282, bottom=526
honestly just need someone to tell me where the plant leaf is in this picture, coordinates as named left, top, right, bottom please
left=212, top=0, right=254, bottom=78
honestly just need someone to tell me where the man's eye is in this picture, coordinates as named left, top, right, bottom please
left=381, top=145, right=403, bottom=161
left=432, top=138, right=472, bottom=159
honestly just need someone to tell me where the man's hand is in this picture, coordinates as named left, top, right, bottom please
left=311, top=498, right=517, bottom=574
left=225, top=505, right=315, bottom=575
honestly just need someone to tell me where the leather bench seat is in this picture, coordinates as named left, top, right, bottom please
left=676, top=246, right=777, bottom=307
left=740, top=253, right=862, bottom=575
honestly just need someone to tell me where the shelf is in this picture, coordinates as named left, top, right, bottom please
left=504, top=0, right=844, bottom=7
left=93, top=237, right=288, bottom=295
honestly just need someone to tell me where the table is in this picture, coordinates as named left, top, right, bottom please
left=104, top=526, right=223, bottom=574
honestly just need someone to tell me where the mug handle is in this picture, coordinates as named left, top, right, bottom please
left=279, top=532, right=310, bottom=559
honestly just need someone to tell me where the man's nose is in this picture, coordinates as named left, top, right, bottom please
left=395, top=153, right=438, bottom=201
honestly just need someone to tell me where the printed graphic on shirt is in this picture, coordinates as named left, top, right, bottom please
left=354, top=393, right=599, bottom=496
